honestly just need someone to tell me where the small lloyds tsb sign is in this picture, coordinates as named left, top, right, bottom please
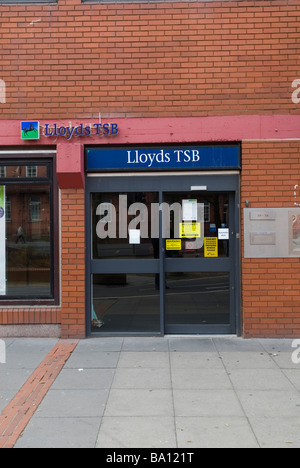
left=20, top=121, right=119, bottom=140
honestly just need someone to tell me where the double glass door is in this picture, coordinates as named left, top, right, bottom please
left=87, top=175, right=239, bottom=335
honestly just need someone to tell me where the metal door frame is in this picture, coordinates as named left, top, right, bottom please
left=85, top=173, right=241, bottom=336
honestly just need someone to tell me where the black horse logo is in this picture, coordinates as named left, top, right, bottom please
left=23, top=124, right=38, bottom=136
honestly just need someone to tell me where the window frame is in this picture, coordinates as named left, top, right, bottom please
left=0, top=154, right=59, bottom=306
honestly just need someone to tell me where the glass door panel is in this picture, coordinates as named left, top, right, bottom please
left=163, top=191, right=233, bottom=334
left=91, top=191, right=160, bottom=334
left=92, top=273, right=160, bottom=333
left=165, top=272, right=230, bottom=327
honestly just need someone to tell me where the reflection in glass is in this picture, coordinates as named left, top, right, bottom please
left=292, top=214, right=300, bottom=253
left=92, top=192, right=159, bottom=260
left=163, top=193, right=229, bottom=258
left=5, top=184, right=51, bottom=297
left=165, top=272, right=230, bottom=326
left=92, top=274, right=160, bottom=333
left=0, top=165, right=48, bottom=179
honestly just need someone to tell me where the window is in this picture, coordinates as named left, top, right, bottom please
left=0, top=159, right=57, bottom=301
left=5, top=199, right=11, bottom=222
left=26, top=166, right=37, bottom=178
left=29, top=197, right=41, bottom=222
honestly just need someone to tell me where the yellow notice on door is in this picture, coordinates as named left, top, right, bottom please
left=204, top=237, right=218, bottom=257
left=166, top=239, right=182, bottom=251
left=179, top=222, right=201, bottom=239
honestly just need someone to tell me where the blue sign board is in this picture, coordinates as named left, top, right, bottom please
left=86, top=145, right=240, bottom=172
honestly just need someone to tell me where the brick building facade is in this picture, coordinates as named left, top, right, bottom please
left=0, top=0, right=299, bottom=338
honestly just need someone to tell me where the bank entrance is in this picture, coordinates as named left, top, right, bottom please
left=85, top=146, right=241, bottom=336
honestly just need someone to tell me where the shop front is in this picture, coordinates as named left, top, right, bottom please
left=0, top=117, right=299, bottom=339
left=85, top=144, right=241, bottom=335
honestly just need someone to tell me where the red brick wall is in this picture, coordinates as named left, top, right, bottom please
left=241, top=141, right=300, bottom=337
left=0, top=0, right=299, bottom=119
left=60, top=189, right=86, bottom=338
left=0, top=308, right=61, bottom=326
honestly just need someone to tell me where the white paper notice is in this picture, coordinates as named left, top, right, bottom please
left=182, top=199, right=197, bottom=221
left=0, top=186, right=6, bottom=295
left=129, top=229, right=141, bottom=245
left=218, top=228, right=229, bottom=240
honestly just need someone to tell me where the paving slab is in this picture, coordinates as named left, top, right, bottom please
left=248, top=417, right=300, bottom=449
left=64, top=349, right=120, bottom=369
left=168, top=337, right=216, bottom=352
left=228, top=368, right=295, bottom=390
left=173, top=389, right=245, bottom=418
left=219, top=351, right=277, bottom=370
left=96, top=417, right=177, bottom=449
left=113, top=367, right=172, bottom=389
left=35, top=388, right=110, bottom=418
left=170, top=351, right=224, bottom=369
left=3, top=338, right=58, bottom=369
left=117, top=351, right=170, bottom=368
left=214, top=337, right=265, bottom=352
left=171, top=367, right=232, bottom=390
left=175, top=416, right=259, bottom=449
left=236, top=389, right=300, bottom=418
left=51, top=368, right=115, bottom=390
left=104, top=389, right=174, bottom=417
left=283, top=369, right=300, bottom=391
left=122, top=337, right=169, bottom=352
left=15, top=417, right=101, bottom=449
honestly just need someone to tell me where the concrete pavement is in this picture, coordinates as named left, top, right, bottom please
left=1, top=336, right=300, bottom=448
